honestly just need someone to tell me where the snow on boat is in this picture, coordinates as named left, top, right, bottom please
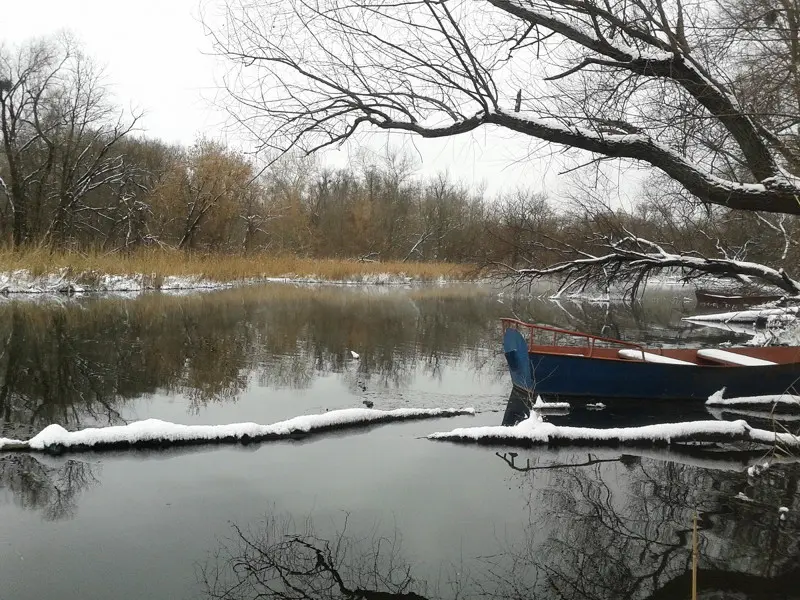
left=502, top=318, right=800, bottom=401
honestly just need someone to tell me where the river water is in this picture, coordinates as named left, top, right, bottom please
left=0, top=283, right=797, bottom=600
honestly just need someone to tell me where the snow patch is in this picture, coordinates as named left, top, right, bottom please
left=533, top=396, right=570, bottom=410
left=0, top=269, right=460, bottom=296
left=747, top=462, right=770, bottom=477
left=0, top=270, right=234, bottom=295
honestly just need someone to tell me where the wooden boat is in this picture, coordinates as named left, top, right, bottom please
left=502, top=318, right=800, bottom=401
left=694, top=288, right=784, bottom=307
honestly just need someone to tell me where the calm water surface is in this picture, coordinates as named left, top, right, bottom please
left=0, top=283, right=797, bottom=600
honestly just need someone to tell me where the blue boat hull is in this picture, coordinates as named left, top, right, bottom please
left=503, top=328, right=800, bottom=401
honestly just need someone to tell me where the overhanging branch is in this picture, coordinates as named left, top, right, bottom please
left=507, top=234, right=800, bottom=296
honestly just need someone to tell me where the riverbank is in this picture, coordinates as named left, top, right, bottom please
left=0, top=249, right=475, bottom=293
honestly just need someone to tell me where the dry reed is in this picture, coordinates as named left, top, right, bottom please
left=0, top=248, right=474, bottom=283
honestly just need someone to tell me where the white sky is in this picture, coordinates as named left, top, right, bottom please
left=0, top=0, right=642, bottom=201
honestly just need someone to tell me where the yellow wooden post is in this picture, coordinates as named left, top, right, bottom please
left=692, top=512, right=698, bottom=600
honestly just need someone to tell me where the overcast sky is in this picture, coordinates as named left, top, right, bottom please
left=0, top=0, right=642, bottom=201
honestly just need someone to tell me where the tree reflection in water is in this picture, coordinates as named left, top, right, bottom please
left=200, top=514, right=443, bottom=600
left=488, top=444, right=800, bottom=600
left=201, top=449, right=800, bottom=600
left=0, top=454, right=99, bottom=520
left=0, top=286, right=507, bottom=433
left=0, top=284, right=743, bottom=435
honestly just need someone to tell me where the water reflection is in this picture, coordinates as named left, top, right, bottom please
left=200, top=514, right=440, bottom=600
left=0, top=454, right=98, bottom=520
left=197, top=392, right=800, bottom=600
left=201, top=456, right=800, bottom=600
left=0, top=285, right=505, bottom=433
left=0, top=284, right=743, bottom=435
left=489, top=450, right=800, bottom=600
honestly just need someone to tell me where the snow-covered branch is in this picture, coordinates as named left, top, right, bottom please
left=507, top=234, right=800, bottom=296
left=210, top=0, right=800, bottom=216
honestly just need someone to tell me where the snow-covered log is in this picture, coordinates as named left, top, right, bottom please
left=706, top=388, right=800, bottom=411
left=428, top=414, right=800, bottom=449
left=0, top=407, right=474, bottom=453
left=684, top=307, right=799, bottom=324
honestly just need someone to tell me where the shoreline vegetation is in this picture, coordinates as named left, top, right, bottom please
left=0, top=249, right=476, bottom=294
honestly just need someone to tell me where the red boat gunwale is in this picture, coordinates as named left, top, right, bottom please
left=501, top=318, right=800, bottom=366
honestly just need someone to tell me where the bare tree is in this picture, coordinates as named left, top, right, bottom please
left=0, top=35, right=139, bottom=248
left=209, top=0, right=800, bottom=215
left=204, top=0, right=800, bottom=291
left=200, top=514, right=434, bottom=600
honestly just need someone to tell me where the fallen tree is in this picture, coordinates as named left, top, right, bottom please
left=498, top=232, right=800, bottom=298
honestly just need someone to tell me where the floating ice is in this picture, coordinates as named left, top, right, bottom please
left=533, top=396, right=570, bottom=410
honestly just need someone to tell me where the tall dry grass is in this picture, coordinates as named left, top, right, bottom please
left=0, top=248, right=475, bottom=283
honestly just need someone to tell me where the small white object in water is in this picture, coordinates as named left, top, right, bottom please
left=747, top=462, right=770, bottom=477
left=780, top=506, right=790, bottom=520
left=532, top=396, right=570, bottom=410
left=350, top=350, right=360, bottom=359
left=735, top=492, right=752, bottom=502
left=586, top=403, right=606, bottom=411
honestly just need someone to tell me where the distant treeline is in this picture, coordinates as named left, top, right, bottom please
left=2, top=36, right=798, bottom=269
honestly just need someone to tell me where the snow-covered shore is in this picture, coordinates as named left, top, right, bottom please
left=0, top=407, right=475, bottom=453
left=0, top=269, right=459, bottom=295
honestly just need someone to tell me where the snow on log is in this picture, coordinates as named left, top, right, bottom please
left=707, top=388, right=800, bottom=410
left=683, top=307, right=799, bottom=324
left=0, top=407, right=474, bottom=453
left=428, top=413, right=800, bottom=448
